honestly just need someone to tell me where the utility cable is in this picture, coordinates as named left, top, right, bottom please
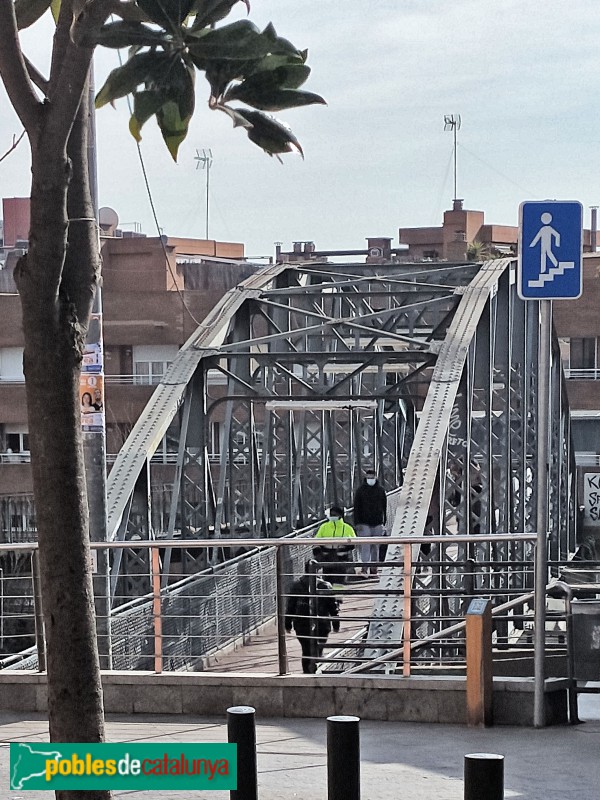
left=458, top=142, right=536, bottom=197
left=112, top=39, right=203, bottom=327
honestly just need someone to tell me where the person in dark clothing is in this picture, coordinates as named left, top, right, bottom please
left=353, top=469, right=387, bottom=575
left=285, top=563, right=340, bottom=674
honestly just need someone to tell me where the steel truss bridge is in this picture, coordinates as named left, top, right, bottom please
left=95, top=256, right=575, bottom=666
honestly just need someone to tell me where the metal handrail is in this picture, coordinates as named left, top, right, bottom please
left=0, top=532, right=538, bottom=676
left=0, top=533, right=537, bottom=554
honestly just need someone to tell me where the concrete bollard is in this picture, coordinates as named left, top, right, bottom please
left=327, top=715, right=360, bottom=800
left=464, top=753, right=504, bottom=800
left=227, top=706, right=258, bottom=800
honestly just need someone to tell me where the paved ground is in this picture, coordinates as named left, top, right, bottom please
left=0, top=694, right=598, bottom=799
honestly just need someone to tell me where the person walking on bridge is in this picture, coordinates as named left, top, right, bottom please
left=353, top=469, right=387, bottom=575
left=312, top=506, right=356, bottom=587
left=285, top=562, right=340, bottom=674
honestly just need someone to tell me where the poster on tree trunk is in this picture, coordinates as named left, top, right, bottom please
left=80, top=374, right=104, bottom=433
left=82, top=314, right=103, bottom=373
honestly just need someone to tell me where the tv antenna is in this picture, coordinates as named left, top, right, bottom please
left=195, top=148, right=213, bottom=239
left=444, top=114, right=461, bottom=202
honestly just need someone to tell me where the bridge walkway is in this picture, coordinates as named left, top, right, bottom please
left=207, top=577, right=377, bottom=674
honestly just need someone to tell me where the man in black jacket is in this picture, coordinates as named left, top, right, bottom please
left=285, top=563, right=340, bottom=674
left=353, top=469, right=387, bottom=575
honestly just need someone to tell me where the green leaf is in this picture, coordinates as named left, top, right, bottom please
left=190, top=0, right=249, bottom=30
left=153, top=61, right=195, bottom=159
left=187, top=19, right=301, bottom=62
left=14, top=0, right=51, bottom=29
left=94, top=21, right=171, bottom=49
left=136, top=0, right=196, bottom=31
left=129, top=89, right=170, bottom=141
left=95, top=52, right=174, bottom=108
left=225, top=84, right=325, bottom=112
left=197, top=53, right=308, bottom=103
left=128, top=57, right=195, bottom=153
left=223, top=64, right=324, bottom=111
left=216, top=104, right=253, bottom=128
left=261, top=22, right=300, bottom=58
left=248, top=56, right=309, bottom=89
left=235, top=109, right=304, bottom=160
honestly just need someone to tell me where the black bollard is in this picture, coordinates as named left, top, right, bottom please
left=464, top=753, right=504, bottom=800
left=327, top=715, right=360, bottom=800
left=227, top=706, right=258, bottom=800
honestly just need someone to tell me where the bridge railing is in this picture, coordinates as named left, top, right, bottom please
left=0, top=533, right=570, bottom=677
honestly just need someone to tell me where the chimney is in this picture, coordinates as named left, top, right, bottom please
left=366, top=237, right=392, bottom=264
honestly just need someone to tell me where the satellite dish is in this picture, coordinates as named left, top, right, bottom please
left=99, top=207, right=119, bottom=229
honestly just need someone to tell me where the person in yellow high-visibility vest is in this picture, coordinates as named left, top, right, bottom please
left=313, top=506, right=356, bottom=587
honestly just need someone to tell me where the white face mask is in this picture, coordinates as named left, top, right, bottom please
left=328, top=515, right=340, bottom=522
left=366, top=478, right=376, bottom=486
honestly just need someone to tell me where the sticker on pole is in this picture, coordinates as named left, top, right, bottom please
left=518, top=200, right=583, bottom=300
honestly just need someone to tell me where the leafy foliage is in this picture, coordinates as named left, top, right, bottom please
left=91, top=0, right=325, bottom=160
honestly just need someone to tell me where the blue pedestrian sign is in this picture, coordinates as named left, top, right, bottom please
left=518, top=200, right=583, bottom=300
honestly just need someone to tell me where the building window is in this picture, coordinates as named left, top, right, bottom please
left=423, top=250, right=439, bottom=259
left=134, top=360, right=172, bottom=385
left=2, top=427, right=30, bottom=462
left=0, top=347, right=25, bottom=382
left=568, top=338, right=598, bottom=378
left=132, top=345, right=179, bottom=385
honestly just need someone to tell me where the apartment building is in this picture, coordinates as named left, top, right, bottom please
left=0, top=199, right=259, bottom=526
left=398, top=199, right=599, bottom=262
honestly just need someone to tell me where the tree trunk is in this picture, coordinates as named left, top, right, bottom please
left=15, top=85, right=111, bottom=800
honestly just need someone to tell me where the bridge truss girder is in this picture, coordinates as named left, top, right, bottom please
left=363, top=259, right=577, bottom=665
left=107, top=262, right=471, bottom=599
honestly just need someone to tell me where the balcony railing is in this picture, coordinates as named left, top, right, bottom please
left=0, top=452, right=30, bottom=464
left=564, top=368, right=600, bottom=380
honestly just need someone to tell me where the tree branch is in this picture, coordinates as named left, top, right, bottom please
left=63, top=81, right=100, bottom=327
left=45, top=0, right=112, bottom=150
left=0, top=130, right=26, bottom=164
left=0, top=0, right=42, bottom=134
left=24, top=55, right=49, bottom=96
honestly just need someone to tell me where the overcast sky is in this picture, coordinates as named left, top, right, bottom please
left=1, top=0, right=599, bottom=258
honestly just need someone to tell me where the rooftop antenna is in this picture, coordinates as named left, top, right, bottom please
left=444, top=114, right=461, bottom=202
left=195, top=148, right=213, bottom=239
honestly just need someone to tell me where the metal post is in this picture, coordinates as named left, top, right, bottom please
left=83, top=63, right=111, bottom=668
left=276, top=546, right=289, bottom=675
left=227, top=706, right=257, bottom=800
left=534, top=300, right=551, bottom=728
left=402, top=542, right=412, bottom=676
left=465, top=598, right=493, bottom=727
left=464, top=753, right=504, bottom=800
left=327, top=715, right=360, bottom=800
left=31, top=550, right=46, bottom=672
left=307, top=559, right=318, bottom=673
left=151, top=547, right=163, bottom=674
